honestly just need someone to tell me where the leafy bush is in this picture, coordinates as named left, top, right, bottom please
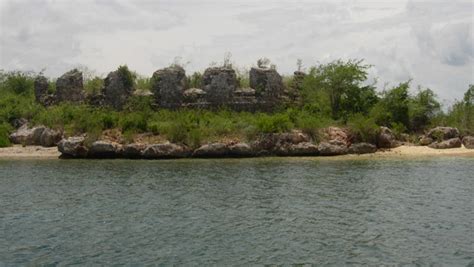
left=117, top=65, right=136, bottom=89
left=256, top=113, right=293, bottom=133
left=84, top=77, right=103, bottom=95
left=348, top=113, right=379, bottom=143
left=0, top=123, right=12, bottom=148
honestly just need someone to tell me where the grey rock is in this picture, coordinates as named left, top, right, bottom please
left=183, top=88, right=206, bottom=103
left=318, top=142, right=348, bottom=156
left=322, top=127, right=351, bottom=147
left=249, top=67, right=284, bottom=99
left=428, top=138, right=462, bottom=149
left=202, top=67, right=238, bottom=105
left=9, top=124, right=46, bottom=145
left=348, top=143, right=377, bottom=154
left=55, top=69, right=84, bottom=103
left=12, top=118, right=28, bottom=129
left=39, top=128, right=62, bottom=147
left=228, top=143, right=255, bottom=157
left=462, top=136, right=474, bottom=149
left=276, top=142, right=319, bottom=156
left=142, top=143, right=191, bottom=158
left=57, top=136, right=88, bottom=158
left=34, top=75, right=49, bottom=103
left=122, top=143, right=147, bottom=158
left=426, top=127, right=460, bottom=141
left=377, top=127, right=398, bottom=148
left=151, top=66, right=187, bottom=108
left=419, top=136, right=434, bottom=146
left=193, top=143, right=230, bottom=157
left=88, top=141, right=122, bottom=158
left=103, top=70, right=134, bottom=109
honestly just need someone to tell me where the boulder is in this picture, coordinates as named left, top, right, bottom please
left=376, top=127, right=398, bottom=148
left=348, top=143, right=377, bottom=154
left=318, top=141, right=348, bottom=156
left=249, top=67, right=284, bottom=99
left=122, top=143, right=147, bottom=158
left=142, top=143, right=191, bottom=159
left=462, top=136, right=474, bottom=149
left=34, top=75, right=49, bottom=104
left=12, top=118, right=28, bottom=129
left=322, top=127, right=351, bottom=147
left=193, top=143, right=230, bottom=157
left=88, top=141, right=122, bottom=158
left=276, top=142, right=319, bottom=156
left=419, top=136, right=434, bottom=146
left=55, top=69, right=84, bottom=103
left=228, top=143, right=255, bottom=157
left=151, top=66, right=187, bottom=108
left=428, top=138, right=462, bottom=149
left=39, top=128, right=62, bottom=147
left=426, top=127, right=459, bottom=141
left=9, top=125, right=46, bottom=145
left=103, top=70, right=134, bottom=109
left=57, top=136, right=88, bottom=158
left=251, top=131, right=310, bottom=153
left=202, top=67, right=238, bottom=105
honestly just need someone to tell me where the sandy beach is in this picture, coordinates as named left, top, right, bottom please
left=0, top=144, right=473, bottom=160
left=0, top=145, right=61, bottom=159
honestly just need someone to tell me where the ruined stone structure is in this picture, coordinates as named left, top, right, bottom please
left=55, top=69, right=85, bottom=103
left=34, top=76, right=49, bottom=103
left=103, top=70, right=134, bottom=109
left=35, top=65, right=298, bottom=112
left=201, top=67, right=238, bottom=105
left=151, top=66, right=187, bottom=109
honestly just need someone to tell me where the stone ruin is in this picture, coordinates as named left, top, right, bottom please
left=34, top=65, right=300, bottom=112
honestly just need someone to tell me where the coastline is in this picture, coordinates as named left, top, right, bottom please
left=0, top=144, right=473, bottom=160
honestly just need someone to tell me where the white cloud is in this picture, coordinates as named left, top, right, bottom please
left=0, top=0, right=472, bottom=103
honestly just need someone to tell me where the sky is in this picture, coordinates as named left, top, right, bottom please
left=0, top=0, right=473, bottom=105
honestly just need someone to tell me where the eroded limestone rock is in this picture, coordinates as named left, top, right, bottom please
left=55, top=69, right=84, bottom=103
left=151, top=66, right=187, bottom=108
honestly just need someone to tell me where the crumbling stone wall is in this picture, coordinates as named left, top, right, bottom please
left=151, top=66, right=187, bottom=109
left=103, top=70, right=134, bottom=109
left=202, top=67, right=238, bottom=105
left=55, top=69, right=84, bottom=103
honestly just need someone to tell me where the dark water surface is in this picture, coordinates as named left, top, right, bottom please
left=0, top=157, right=473, bottom=265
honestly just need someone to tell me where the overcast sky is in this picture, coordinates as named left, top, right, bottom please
left=1, top=0, right=473, bottom=104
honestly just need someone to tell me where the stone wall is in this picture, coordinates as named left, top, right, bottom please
left=35, top=65, right=299, bottom=112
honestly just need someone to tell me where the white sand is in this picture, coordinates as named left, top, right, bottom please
left=0, top=145, right=60, bottom=159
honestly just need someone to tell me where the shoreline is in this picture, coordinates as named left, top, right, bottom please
left=0, top=145, right=473, bottom=160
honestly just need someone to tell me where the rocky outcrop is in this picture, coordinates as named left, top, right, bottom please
left=103, top=70, right=134, bottom=109
left=428, top=138, right=462, bottom=149
left=249, top=67, right=284, bottom=100
left=228, top=143, right=255, bottom=157
left=9, top=125, right=46, bottom=146
left=88, top=141, right=122, bottom=158
left=251, top=131, right=311, bottom=154
left=151, top=66, right=187, bottom=109
left=202, top=67, right=238, bottom=105
left=377, top=127, right=398, bottom=148
left=318, top=140, right=348, bottom=156
left=419, top=136, right=434, bottom=146
left=57, top=136, right=88, bottom=158
left=321, top=127, right=351, bottom=147
left=55, top=69, right=84, bottom=103
left=142, top=143, right=191, bottom=159
left=193, top=143, right=229, bottom=158
left=462, top=136, right=474, bottom=149
left=122, top=143, right=147, bottom=158
left=426, top=127, right=459, bottom=141
left=34, top=75, right=49, bottom=104
left=39, top=128, right=62, bottom=147
left=276, top=142, right=319, bottom=156
left=348, top=143, right=377, bottom=154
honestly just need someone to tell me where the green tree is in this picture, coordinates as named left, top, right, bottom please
left=372, top=81, right=410, bottom=129
left=409, top=87, right=441, bottom=131
left=301, top=59, right=375, bottom=120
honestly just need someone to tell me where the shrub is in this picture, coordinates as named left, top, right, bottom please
left=348, top=113, right=379, bottom=143
left=117, top=65, right=135, bottom=88
left=0, top=123, right=11, bottom=148
left=256, top=113, right=293, bottom=133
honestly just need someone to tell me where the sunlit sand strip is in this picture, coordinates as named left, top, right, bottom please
left=0, top=145, right=60, bottom=159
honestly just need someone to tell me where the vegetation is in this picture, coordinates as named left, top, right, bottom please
left=0, top=60, right=472, bottom=148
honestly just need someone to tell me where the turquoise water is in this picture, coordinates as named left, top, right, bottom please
left=0, top=157, right=473, bottom=265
